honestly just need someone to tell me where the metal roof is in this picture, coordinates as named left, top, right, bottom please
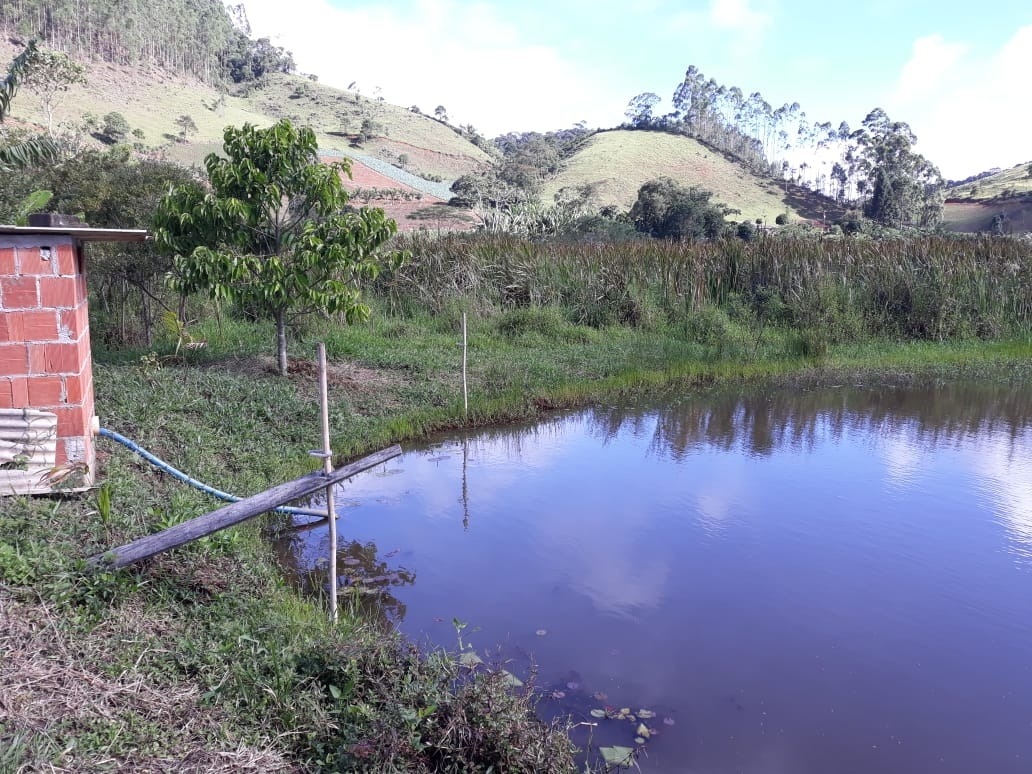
left=0, top=225, right=149, bottom=242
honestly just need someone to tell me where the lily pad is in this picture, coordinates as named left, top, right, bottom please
left=637, top=709, right=656, bottom=719
left=590, top=708, right=607, bottom=718
left=634, top=737, right=646, bottom=745
left=600, top=745, right=635, bottom=767
left=636, top=723, right=650, bottom=739
left=536, top=629, right=548, bottom=636
left=663, top=716, right=676, bottom=726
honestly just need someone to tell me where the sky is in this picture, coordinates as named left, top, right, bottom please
left=237, top=0, right=1032, bottom=179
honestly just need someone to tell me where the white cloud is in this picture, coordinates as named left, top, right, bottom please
left=668, top=0, right=771, bottom=52
left=709, top=0, right=771, bottom=36
left=887, top=26, right=1032, bottom=178
left=892, top=34, right=967, bottom=104
left=972, top=432, right=1032, bottom=563
left=238, top=0, right=622, bottom=135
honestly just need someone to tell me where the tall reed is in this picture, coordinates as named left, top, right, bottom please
left=376, top=234, right=1031, bottom=341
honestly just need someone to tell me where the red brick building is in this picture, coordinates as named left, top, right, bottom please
left=0, top=219, right=146, bottom=495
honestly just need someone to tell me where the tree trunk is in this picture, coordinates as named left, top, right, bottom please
left=276, top=308, right=288, bottom=376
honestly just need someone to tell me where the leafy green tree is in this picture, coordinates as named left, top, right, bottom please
left=174, top=114, right=198, bottom=140
left=359, top=117, right=383, bottom=142
left=100, top=111, right=131, bottom=143
left=19, top=46, right=86, bottom=135
left=154, top=119, right=404, bottom=375
left=45, top=146, right=199, bottom=343
left=624, top=92, right=660, bottom=127
left=220, top=32, right=295, bottom=83
left=629, top=178, right=729, bottom=239
left=853, top=108, right=944, bottom=227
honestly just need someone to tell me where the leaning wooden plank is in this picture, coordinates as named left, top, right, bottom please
left=89, top=445, right=402, bottom=569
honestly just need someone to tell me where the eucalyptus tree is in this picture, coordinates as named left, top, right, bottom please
left=852, top=108, right=944, bottom=227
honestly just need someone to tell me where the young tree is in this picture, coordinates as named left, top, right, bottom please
left=19, top=46, right=87, bottom=135
left=154, top=119, right=405, bottom=375
left=174, top=114, right=198, bottom=140
left=0, top=41, right=58, bottom=168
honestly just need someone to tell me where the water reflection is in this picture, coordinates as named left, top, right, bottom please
left=275, top=533, right=416, bottom=626
left=280, top=380, right=1032, bottom=774
left=590, top=381, right=1030, bottom=462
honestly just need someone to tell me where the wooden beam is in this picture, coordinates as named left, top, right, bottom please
left=89, top=445, right=402, bottom=570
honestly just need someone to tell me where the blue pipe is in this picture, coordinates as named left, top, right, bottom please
left=97, top=427, right=328, bottom=520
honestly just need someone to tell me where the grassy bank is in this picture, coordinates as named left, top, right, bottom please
left=2, top=235, right=1030, bottom=771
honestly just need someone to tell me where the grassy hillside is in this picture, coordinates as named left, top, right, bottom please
left=947, top=161, right=1032, bottom=201
left=240, top=73, right=491, bottom=180
left=942, top=161, right=1032, bottom=233
left=942, top=200, right=1032, bottom=233
left=542, top=130, right=809, bottom=224
left=0, top=42, right=490, bottom=183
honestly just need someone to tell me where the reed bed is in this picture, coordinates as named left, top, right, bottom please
left=379, top=234, right=1031, bottom=342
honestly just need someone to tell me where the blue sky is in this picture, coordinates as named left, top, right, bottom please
left=240, top=0, right=1032, bottom=179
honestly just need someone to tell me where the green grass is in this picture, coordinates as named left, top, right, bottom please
left=3, top=230, right=1031, bottom=770
left=541, top=129, right=800, bottom=224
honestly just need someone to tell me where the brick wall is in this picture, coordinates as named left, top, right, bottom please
left=0, top=235, right=96, bottom=485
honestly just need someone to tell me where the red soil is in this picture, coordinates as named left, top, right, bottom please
left=319, top=157, right=476, bottom=233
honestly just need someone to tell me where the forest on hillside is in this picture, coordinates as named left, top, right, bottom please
left=0, top=0, right=293, bottom=84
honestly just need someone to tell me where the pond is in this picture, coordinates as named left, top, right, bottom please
left=278, top=381, right=1032, bottom=773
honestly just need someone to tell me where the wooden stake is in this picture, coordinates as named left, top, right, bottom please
left=461, top=312, right=468, bottom=420
left=318, top=343, right=338, bottom=624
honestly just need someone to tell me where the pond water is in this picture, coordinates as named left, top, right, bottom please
left=278, top=381, right=1032, bottom=773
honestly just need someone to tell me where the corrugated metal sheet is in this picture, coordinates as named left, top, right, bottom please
left=0, top=409, right=58, bottom=496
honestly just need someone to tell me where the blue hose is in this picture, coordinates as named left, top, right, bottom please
left=97, top=427, right=328, bottom=520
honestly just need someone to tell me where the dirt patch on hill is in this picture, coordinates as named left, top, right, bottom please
left=320, top=157, right=476, bottom=232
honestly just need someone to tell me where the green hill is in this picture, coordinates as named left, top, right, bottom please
left=0, top=41, right=490, bottom=183
left=942, top=161, right=1032, bottom=233
left=542, top=129, right=820, bottom=224
left=947, top=161, right=1032, bottom=202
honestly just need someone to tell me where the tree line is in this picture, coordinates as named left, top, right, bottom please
left=0, top=0, right=294, bottom=85
left=624, top=65, right=945, bottom=227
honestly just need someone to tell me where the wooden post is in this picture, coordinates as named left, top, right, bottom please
left=461, top=312, right=468, bottom=420
left=318, top=343, right=338, bottom=624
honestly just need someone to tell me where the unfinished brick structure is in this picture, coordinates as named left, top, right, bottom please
left=0, top=219, right=146, bottom=494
